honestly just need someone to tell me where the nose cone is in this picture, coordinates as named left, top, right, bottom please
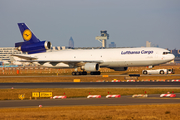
left=171, top=54, right=175, bottom=60
left=166, top=54, right=175, bottom=62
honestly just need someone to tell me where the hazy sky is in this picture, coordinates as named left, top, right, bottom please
left=0, top=0, right=180, bottom=49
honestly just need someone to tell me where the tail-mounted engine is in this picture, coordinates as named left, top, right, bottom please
left=16, top=41, right=51, bottom=54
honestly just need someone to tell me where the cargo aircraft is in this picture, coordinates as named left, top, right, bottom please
left=12, top=23, right=175, bottom=75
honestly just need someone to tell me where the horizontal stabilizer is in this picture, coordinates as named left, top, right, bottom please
left=11, top=54, right=37, bottom=60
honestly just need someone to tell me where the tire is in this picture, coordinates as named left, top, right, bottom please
left=97, top=71, right=101, bottom=75
left=90, top=71, right=101, bottom=75
left=143, top=70, right=147, bottom=75
left=160, top=70, right=164, bottom=74
left=76, top=72, right=80, bottom=75
left=82, top=71, right=87, bottom=75
left=90, top=72, right=94, bottom=75
left=72, top=72, right=76, bottom=75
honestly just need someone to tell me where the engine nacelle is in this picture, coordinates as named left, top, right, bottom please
left=82, top=63, right=100, bottom=71
left=17, top=41, right=51, bottom=54
left=109, top=67, right=128, bottom=71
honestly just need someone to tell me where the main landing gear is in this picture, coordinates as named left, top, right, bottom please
left=72, top=71, right=87, bottom=75
left=90, top=71, right=101, bottom=75
left=72, top=71, right=101, bottom=76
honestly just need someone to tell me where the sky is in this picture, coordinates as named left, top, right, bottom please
left=0, top=0, right=180, bottom=49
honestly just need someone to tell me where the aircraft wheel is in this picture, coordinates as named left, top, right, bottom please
left=143, top=70, right=147, bottom=75
left=160, top=70, right=164, bottom=74
left=76, top=72, right=80, bottom=75
left=90, top=71, right=101, bottom=75
left=97, top=71, right=101, bottom=75
left=72, top=72, right=76, bottom=75
left=82, top=71, right=87, bottom=75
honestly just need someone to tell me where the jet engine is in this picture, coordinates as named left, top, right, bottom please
left=16, top=41, right=51, bottom=54
left=109, top=67, right=128, bottom=71
left=82, top=63, right=100, bottom=71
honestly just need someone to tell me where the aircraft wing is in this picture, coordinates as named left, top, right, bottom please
left=17, top=60, right=104, bottom=67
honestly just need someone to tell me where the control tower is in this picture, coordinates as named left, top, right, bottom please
left=95, top=30, right=109, bottom=48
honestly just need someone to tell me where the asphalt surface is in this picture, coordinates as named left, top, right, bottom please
left=1, top=74, right=180, bottom=108
left=0, top=74, right=180, bottom=77
left=1, top=82, right=180, bottom=89
left=0, top=94, right=180, bottom=108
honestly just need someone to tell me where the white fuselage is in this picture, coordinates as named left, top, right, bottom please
left=31, top=47, right=174, bottom=68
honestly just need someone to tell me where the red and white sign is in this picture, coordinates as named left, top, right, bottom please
left=158, top=79, right=166, bottom=82
left=87, top=95, right=101, bottom=98
left=106, top=95, right=121, bottom=98
left=160, top=94, right=176, bottom=97
left=53, top=96, right=67, bottom=99
left=132, top=94, right=148, bottom=97
left=141, top=79, right=151, bottom=82
left=111, top=80, right=121, bottom=82
left=126, top=80, right=135, bottom=82
left=171, top=80, right=180, bottom=82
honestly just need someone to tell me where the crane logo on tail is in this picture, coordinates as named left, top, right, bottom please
left=23, top=29, right=32, bottom=41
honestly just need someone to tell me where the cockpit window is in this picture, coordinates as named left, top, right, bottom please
left=163, top=52, right=171, bottom=55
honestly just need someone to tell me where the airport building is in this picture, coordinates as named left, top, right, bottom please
left=170, top=49, right=180, bottom=57
left=95, top=30, right=109, bottom=48
left=146, top=41, right=159, bottom=47
left=69, top=37, right=74, bottom=48
left=0, top=47, right=22, bottom=63
left=109, top=42, right=116, bottom=48
left=146, top=41, right=151, bottom=47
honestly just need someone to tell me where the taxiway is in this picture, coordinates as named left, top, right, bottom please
left=0, top=82, right=180, bottom=89
left=0, top=94, right=180, bottom=108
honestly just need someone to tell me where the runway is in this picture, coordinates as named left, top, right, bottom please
left=1, top=82, right=180, bottom=89
left=0, top=74, right=180, bottom=77
left=1, top=94, right=180, bottom=108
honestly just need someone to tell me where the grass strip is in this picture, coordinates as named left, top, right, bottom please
left=0, top=104, right=180, bottom=119
left=1, top=88, right=180, bottom=100
left=0, top=75, right=180, bottom=83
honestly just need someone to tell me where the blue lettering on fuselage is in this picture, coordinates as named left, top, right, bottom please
left=141, top=50, right=153, bottom=54
left=121, top=50, right=153, bottom=55
left=121, top=51, right=140, bottom=55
